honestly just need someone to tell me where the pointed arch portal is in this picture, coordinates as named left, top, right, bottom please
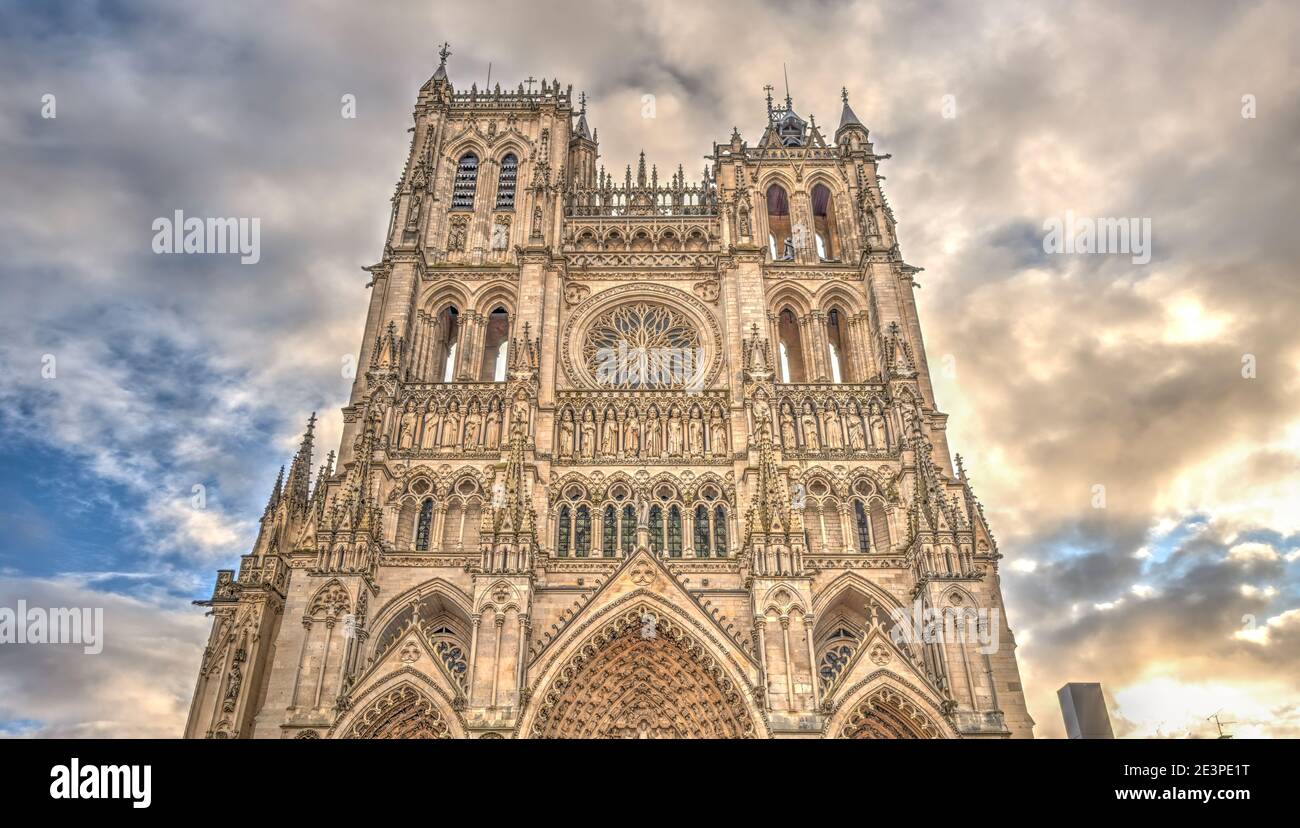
left=345, top=684, right=454, bottom=739
left=529, top=608, right=758, bottom=739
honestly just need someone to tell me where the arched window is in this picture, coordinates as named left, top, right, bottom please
left=649, top=505, right=664, bottom=554
left=766, top=185, right=793, bottom=260
left=479, top=306, right=510, bottom=382
left=603, top=506, right=617, bottom=557
left=869, top=500, right=890, bottom=553
left=557, top=504, right=572, bottom=557
left=826, top=307, right=849, bottom=384
left=438, top=306, right=459, bottom=382
left=441, top=501, right=464, bottom=550
left=694, top=505, right=711, bottom=557
left=621, top=504, right=636, bottom=554
left=853, top=499, right=870, bottom=553
left=667, top=506, right=683, bottom=558
left=575, top=505, right=591, bottom=558
left=811, top=183, right=839, bottom=260
left=713, top=505, right=728, bottom=557
left=452, top=153, right=478, bottom=210
left=415, top=498, right=433, bottom=551
left=778, top=308, right=806, bottom=383
left=495, top=153, right=517, bottom=210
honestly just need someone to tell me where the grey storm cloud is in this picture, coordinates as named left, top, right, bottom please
left=0, top=0, right=1297, bottom=737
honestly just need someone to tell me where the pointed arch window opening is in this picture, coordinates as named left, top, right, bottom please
left=811, top=183, right=839, bottom=261
left=766, top=185, right=793, bottom=261
left=777, top=308, right=806, bottom=383
left=649, top=505, right=664, bottom=555
left=575, top=505, right=591, bottom=558
left=853, top=499, right=871, bottom=554
left=439, top=306, right=460, bottom=383
left=415, top=498, right=434, bottom=551
left=667, top=505, right=683, bottom=558
left=713, top=505, right=728, bottom=557
left=602, top=505, right=617, bottom=557
left=557, top=504, right=572, bottom=557
left=479, top=307, right=510, bottom=382
left=620, top=504, right=636, bottom=554
left=827, top=307, right=848, bottom=384
left=694, top=504, right=711, bottom=557
left=495, top=153, right=518, bottom=210
left=452, top=153, right=479, bottom=210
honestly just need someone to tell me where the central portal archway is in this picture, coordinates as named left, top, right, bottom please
left=529, top=607, right=758, bottom=739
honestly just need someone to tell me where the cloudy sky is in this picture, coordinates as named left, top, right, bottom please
left=1, top=0, right=1297, bottom=738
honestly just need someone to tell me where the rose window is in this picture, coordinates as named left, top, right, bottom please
left=582, top=302, right=704, bottom=389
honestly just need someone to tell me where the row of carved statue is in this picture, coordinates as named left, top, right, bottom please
left=556, top=402, right=729, bottom=461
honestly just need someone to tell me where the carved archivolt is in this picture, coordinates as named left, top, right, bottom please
left=343, top=683, right=454, bottom=739
left=527, top=605, right=758, bottom=739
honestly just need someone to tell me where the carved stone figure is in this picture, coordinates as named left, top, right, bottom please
left=645, top=411, right=663, bottom=458
left=484, top=408, right=500, bottom=449
left=781, top=407, right=798, bottom=448
left=846, top=410, right=866, bottom=451
left=801, top=411, right=820, bottom=452
left=822, top=406, right=843, bottom=451
left=398, top=408, right=416, bottom=449
left=559, top=412, right=575, bottom=458
left=580, top=410, right=596, bottom=459
left=464, top=408, right=482, bottom=449
left=687, top=409, right=704, bottom=456
left=441, top=406, right=461, bottom=447
left=624, top=411, right=641, bottom=458
left=870, top=405, right=888, bottom=447
left=667, top=410, right=684, bottom=457
left=600, top=413, right=617, bottom=457
left=421, top=409, right=440, bottom=449
left=709, top=409, right=728, bottom=458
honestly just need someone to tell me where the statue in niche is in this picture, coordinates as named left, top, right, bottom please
left=398, top=405, right=417, bottom=449
left=580, top=409, right=596, bottom=459
left=600, top=411, right=617, bottom=457
left=491, top=217, right=510, bottom=251
left=870, top=404, right=888, bottom=448
left=484, top=406, right=500, bottom=450
left=846, top=408, right=866, bottom=451
left=645, top=409, right=663, bottom=458
left=624, top=409, right=641, bottom=458
left=441, top=404, right=462, bottom=448
left=822, top=405, right=843, bottom=451
left=464, top=406, right=482, bottom=449
left=801, top=408, right=820, bottom=452
left=666, top=409, right=684, bottom=457
left=750, top=396, right=771, bottom=441
left=737, top=194, right=751, bottom=238
left=531, top=205, right=543, bottom=237
left=558, top=410, right=575, bottom=458
left=687, top=408, right=704, bottom=456
left=781, top=406, right=798, bottom=448
left=406, top=193, right=422, bottom=230
left=421, top=407, right=440, bottom=449
left=709, top=408, right=728, bottom=458
left=510, top=393, right=530, bottom=441
left=447, top=218, right=466, bottom=252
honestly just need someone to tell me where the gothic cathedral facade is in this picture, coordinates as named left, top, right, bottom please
left=185, top=49, right=1034, bottom=739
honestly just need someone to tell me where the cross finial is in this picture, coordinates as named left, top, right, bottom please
left=578, top=91, right=587, bottom=113
left=763, top=84, right=774, bottom=114
left=842, top=86, right=849, bottom=106
left=524, top=75, right=537, bottom=95
left=437, top=42, right=451, bottom=65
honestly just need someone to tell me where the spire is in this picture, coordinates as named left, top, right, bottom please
left=836, top=87, right=868, bottom=142
left=573, top=91, right=593, bottom=140
left=262, top=466, right=285, bottom=519
left=285, top=412, right=316, bottom=512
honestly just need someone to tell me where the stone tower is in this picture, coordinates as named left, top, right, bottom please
left=185, top=48, right=1034, bottom=739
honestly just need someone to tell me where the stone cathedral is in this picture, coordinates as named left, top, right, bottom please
left=185, top=47, right=1034, bottom=739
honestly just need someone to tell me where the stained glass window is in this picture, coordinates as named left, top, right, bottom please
left=575, top=505, right=591, bottom=558
left=649, top=505, right=663, bottom=554
left=621, top=505, right=636, bottom=554
left=603, top=505, right=616, bottom=557
left=557, top=505, right=571, bottom=557
left=695, top=505, right=711, bottom=556
left=584, top=302, right=703, bottom=389
left=668, top=506, right=682, bottom=558
left=415, top=498, right=433, bottom=551
left=854, top=499, right=870, bottom=553
left=452, top=153, right=478, bottom=210
left=713, top=505, right=728, bottom=557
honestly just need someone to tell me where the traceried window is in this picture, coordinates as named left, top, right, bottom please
left=777, top=307, right=806, bottom=383
left=826, top=307, right=848, bottom=383
left=767, top=185, right=793, bottom=260
left=438, top=306, right=459, bottom=382
left=667, top=506, right=682, bottom=558
left=812, top=183, right=839, bottom=260
left=575, top=505, right=591, bottom=558
left=495, top=153, right=517, bottom=209
left=620, top=504, right=636, bottom=554
left=713, top=505, right=728, bottom=557
left=415, top=498, right=434, bottom=551
left=584, top=302, right=703, bottom=389
left=557, top=505, right=572, bottom=557
left=649, top=505, right=664, bottom=554
left=818, top=627, right=859, bottom=686
left=695, top=505, right=711, bottom=556
left=854, top=499, right=871, bottom=553
left=452, top=153, right=478, bottom=210
left=603, top=506, right=617, bottom=557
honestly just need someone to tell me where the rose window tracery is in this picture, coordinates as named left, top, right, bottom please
left=582, top=302, right=703, bottom=389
